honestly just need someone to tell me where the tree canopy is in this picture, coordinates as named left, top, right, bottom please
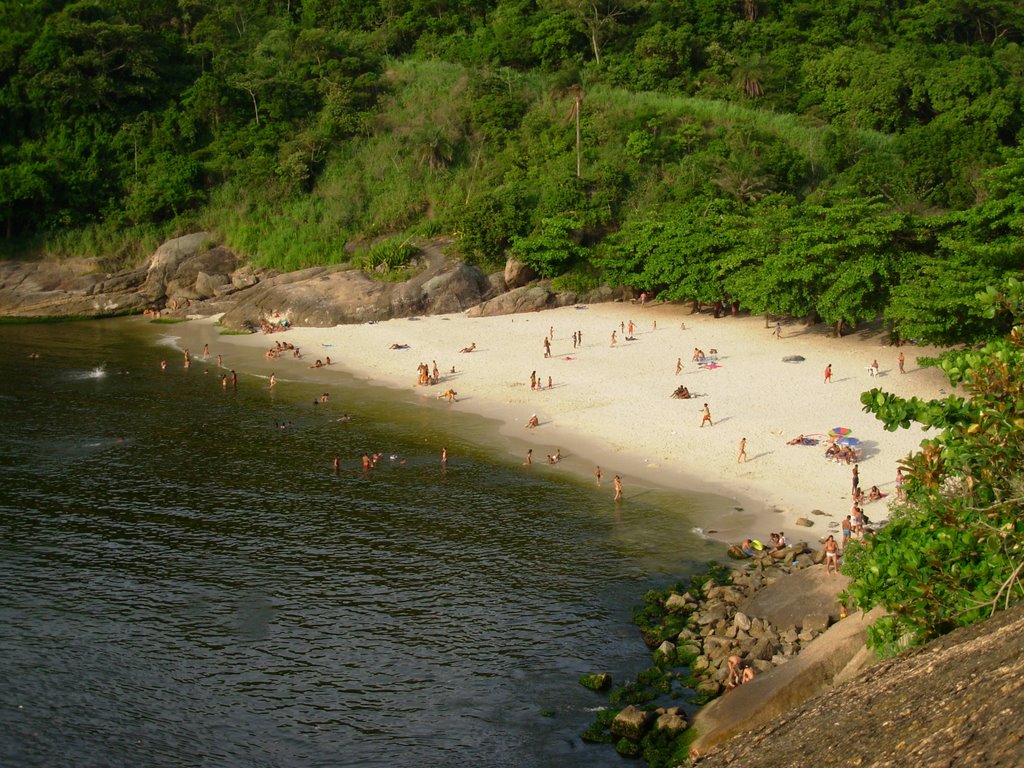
left=0, top=0, right=1022, bottom=344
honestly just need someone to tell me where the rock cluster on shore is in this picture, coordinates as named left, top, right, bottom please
left=585, top=547, right=858, bottom=765
left=667, top=549, right=838, bottom=700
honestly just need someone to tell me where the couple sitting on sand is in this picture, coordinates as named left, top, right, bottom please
left=671, top=385, right=692, bottom=399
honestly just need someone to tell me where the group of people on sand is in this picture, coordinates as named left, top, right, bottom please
left=417, top=361, right=441, bottom=386
left=529, top=371, right=554, bottom=390
left=824, top=441, right=858, bottom=464
left=265, top=340, right=298, bottom=359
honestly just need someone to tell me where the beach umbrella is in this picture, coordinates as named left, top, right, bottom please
left=837, top=436, right=861, bottom=446
left=828, top=426, right=852, bottom=438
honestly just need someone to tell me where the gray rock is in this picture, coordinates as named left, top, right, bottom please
left=654, top=711, right=688, bottom=736
left=734, top=612, right=752, bottom=632
left=665, top=593, right=690, bottom=612
left=802, top=613, right=831, bottom=634
left=609, top=705, right=655, bottom=740
left=794, top=517, right=814, bottom=527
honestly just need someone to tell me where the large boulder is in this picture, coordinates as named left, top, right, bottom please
left=141, top=231, right=214, bottom=301
left=610, top=705, right=655, bottom=740
left=218, top=250, right=490, bottom=329
left=503, top=258, right=536, bottom=289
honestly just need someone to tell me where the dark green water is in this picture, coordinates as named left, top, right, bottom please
left=0, top=318, right=724, bottom=767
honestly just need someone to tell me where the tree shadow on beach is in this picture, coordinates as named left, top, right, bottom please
left=855, top=440, right=881, bottom=462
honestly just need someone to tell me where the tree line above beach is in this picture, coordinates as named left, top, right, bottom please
left=2, top=0, right=1024, bottom=343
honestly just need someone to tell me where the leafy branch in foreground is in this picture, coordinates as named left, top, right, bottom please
left=846, top=277, right=1024, bottom=651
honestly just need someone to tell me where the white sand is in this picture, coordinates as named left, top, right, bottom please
left=189, top=303, right=950, bottom=542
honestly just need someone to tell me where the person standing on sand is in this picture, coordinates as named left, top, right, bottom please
left=595, top=466, right=602, bottom=486
left=611, top=330, right=617, bottom=346
left=613, top=475, right=623, bottom=500
left=737, top=437, right=747, bottom=463
left=851, top=463, right=860, bottom=495
left=824, top=535, right=840, bottom=575
left=772, top=322, right=782, bottom=340
left=700, top=403, right=713, bottom=428
left=896, top=468, right=906, bottom=501
left=898, top=351, right=906, bottom=374
left=824, top=363, right=833, bottom=383
left=525, top=449, right=532, bottom=465
left=676, top=358, right=683, bottom=375
left=543, top=337, right=551, bottom=358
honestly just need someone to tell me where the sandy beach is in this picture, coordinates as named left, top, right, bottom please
left=184, top=302, right=950, bottom=544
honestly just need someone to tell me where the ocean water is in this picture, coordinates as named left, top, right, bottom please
left=0, top=318, right=725, bottom=767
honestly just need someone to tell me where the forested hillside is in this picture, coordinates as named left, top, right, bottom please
left=2, top=0, right=1023, bottom=342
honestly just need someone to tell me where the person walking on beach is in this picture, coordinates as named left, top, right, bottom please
left=613, top=475, right=623, bottom=500
left=824, top=363, right=833, bottom=383
left=595, top=465, right=603, bottom=486
left=772, top=322, right=782, bottom=340
left=896, top=468, right=906, bottom=501
left=841, top=515, right=852, bottom=549
left=898, top=351, right=906, bottom=374
left=572, top=332, right=578, bottom=349
left=675, top=358, right=683, bottom=375
left=611, top=330, right=617, bottom=346
left=700, top=403, right=713, bottom=428
left=543, top=336, right=551, bottom=358
left=737, top=437, right=747, bottom=463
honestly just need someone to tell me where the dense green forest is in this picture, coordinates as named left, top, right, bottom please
left=2, top=0, right=1024, bottom=342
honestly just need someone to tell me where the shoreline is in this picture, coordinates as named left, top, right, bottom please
left=166, top=302, right=950, bottom=545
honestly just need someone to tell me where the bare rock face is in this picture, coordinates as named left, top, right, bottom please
left=217, top=255, right=492, bottom=329
left=141, top=232, right=214, bottom=301
left=503, top=258, right=537, bottom=289
left=693, top=601, right=1024, bottom=767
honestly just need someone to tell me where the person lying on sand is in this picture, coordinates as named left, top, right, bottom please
left=459, top=343, right=477, bottom=353
left=389, top=343, right=410, bottom=349
left=787, top=434, right=806, bottom=445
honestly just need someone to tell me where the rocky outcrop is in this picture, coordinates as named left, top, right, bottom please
left=216, top=256, right=492, bottom=329
left=0, top=233, right=631, bottom=324
left=692, top=600, right=1024, bottom=766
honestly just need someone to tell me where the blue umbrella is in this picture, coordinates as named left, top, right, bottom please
left=837, top=436, right=861, bottom=446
